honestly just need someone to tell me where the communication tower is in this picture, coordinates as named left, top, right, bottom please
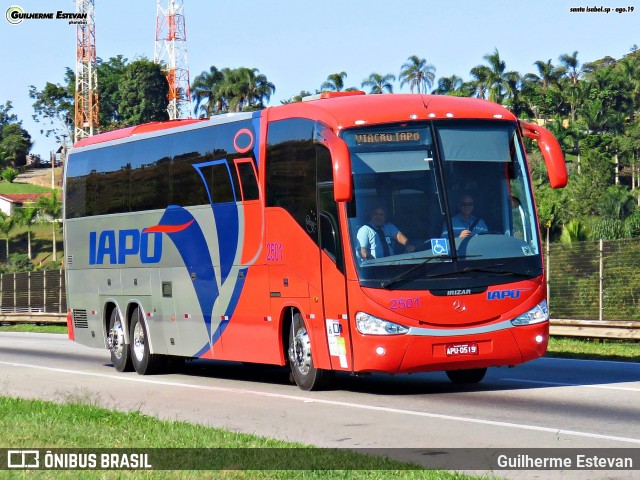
left=74, top=0, right=99, bottom=141
left=154, top=0, right=191, bottom=119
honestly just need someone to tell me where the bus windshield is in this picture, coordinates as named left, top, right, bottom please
left=343, top=121, right=541, bottom=290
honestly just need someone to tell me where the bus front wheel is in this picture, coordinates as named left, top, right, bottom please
left=107, top=309, right=132, bottom=372
left=288, top=312, right=332, bottom=391
left=130, top=307, right=165, bottom=375
left=445, top=368, right=487, bottom=384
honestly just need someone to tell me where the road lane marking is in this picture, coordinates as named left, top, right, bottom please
left=503, top=378, right=640, bottom=392
left=2, top=360, right=640, bottom=446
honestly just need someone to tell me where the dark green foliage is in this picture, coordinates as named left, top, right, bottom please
left=117, top=59, right=169, bottom=125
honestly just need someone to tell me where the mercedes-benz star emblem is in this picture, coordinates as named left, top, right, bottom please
left=452, top=300, right=467, bottom=313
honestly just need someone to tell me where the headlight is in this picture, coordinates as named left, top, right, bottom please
left=355, top=312, right=409, bottom=335
left=511, top=300, right=549, bottom=326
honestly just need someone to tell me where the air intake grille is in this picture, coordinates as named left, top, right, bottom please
left=73, top=309, right=88, bottom=329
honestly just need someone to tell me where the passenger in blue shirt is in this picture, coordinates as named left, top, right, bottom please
left=357, top=206, right=415, bottom=259
left=443, top=193, right=488, bottom=238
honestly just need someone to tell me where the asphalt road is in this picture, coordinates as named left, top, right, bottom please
left=1, top=332, right=639, bottom=479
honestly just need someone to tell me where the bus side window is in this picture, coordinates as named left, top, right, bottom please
left=194, top=161, right=241, bottom=204
left=234, top=160, right=259, bottom=201
left=320, top=213, right=338, bottom=263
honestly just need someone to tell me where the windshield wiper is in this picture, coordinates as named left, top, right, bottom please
left=380, top=255, right=477, bottom=289
left=424, top=265, right=537, bottom=279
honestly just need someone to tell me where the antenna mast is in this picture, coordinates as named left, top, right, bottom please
left=74, top=0, right=99, bottom=141
left=154, top=0, right=191, bottom=119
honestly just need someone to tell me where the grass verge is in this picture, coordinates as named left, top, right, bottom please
left=0, top=396, right=478, bottom=479
left=546, top=336, right=640, bottom=362
left=0, top=324, right=67, bottom=334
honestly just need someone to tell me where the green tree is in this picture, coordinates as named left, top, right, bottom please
left=524, top=59, right=565, bottom=121
left=0, top=212, right=14, bottom=264
left=14, top=205, right=39, bottom=260
left=117, top=59, right=169, bottom=126
left=191, top=66, right=275, bottom=115
left=559, top=219, right=588, bottom=243
left=1, top=167, right=19, bottom=183
left=97, top=55, right=129, bottom=128
left=321, top=72, right=348, bottom=92
left=399, top=56, right=435, bottom=94
left=0, top=123, right=32, bottom=167
left=361, top=73, right=395, bottom=94
left=558, top=51, right=583, bottom=124
left=28, top=69, right=74, bottom=143
left=191, top=66, right=226, bottom=116
left=36, top=194, right=62, bottom=263
left=0, top=102, right=32, bottom=168
left=472, top=49, right=519, bottom=104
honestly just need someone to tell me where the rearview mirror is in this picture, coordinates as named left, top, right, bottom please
left=520, top=121, right=567, bottom=189
left=316, top=128, right=353, bottom=202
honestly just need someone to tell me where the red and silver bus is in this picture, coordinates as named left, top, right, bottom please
left=64, top=92, right=566, bottom=390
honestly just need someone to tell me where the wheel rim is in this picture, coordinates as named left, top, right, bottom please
left=132, top=321, right=145, bottom=362
left=289, top=325, right=312, bottom=376
left=108, top=318, right=125, bottom=360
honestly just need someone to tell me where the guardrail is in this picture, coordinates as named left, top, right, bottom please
left=0, top=313, right=66, bottom=324
left=1, top=314, right=639, bottom=340
left=549, top=319, right=640, bottom=340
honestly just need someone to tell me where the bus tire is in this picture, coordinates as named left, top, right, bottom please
left=108, top=309, right=132, bottom=372
left=288, top=312, right=332, bottom=391
left=445, top=368, right=487, bottom=384
left=130, top=307, right=165, bottom=375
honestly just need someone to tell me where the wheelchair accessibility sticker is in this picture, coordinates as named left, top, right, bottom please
left=431, top=238, right=449, bottom=256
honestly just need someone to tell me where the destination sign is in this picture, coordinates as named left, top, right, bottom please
left=354, top=131, right=421, bottom=145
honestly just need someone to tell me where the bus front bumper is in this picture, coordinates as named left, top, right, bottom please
left=351, top=321, right=549, bottom=374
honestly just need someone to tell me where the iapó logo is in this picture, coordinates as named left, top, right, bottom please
left=5, top=5, right=25, bottom=25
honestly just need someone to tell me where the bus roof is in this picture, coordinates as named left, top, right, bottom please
left=71, top=94, right=516, bottom=149
left=273, top=93, right=517, bottom=129
left=72, top=118, right=207, bottom=149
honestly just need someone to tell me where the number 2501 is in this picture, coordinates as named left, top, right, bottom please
left=266, top=242, right=283, bottom=261
left=390, top=297, right=420, bottom=310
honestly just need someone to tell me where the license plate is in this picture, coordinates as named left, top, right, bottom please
left=445, top=342, right=479, bottom=356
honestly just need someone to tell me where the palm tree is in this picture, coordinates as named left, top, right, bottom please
left=191, top=66, right=227, bottom=117
left=361, top=73, right=395, bottom=94
left=399, top=56, right=436, bottom=94
left=524, top=59, right=566, bottom=122
left=245, top=68, right=276, bottom=108
left=558, top=51, right=581, bottom=87
left=472, top=49, right=518, bottom=104
left=221, top=67, right=276, bottom=112
left=36, top=193, right=62, bottom=263
left=14, top=205, right=38, bottom=260
left=321, top=72, right=348, bottom=92
left=0, top=212, right=14, bottom=264
left=529, top=59, right=565, bottom=90
left=469, top=65, right=490, bottom=99
left=433, top=75, right=464, bottom=95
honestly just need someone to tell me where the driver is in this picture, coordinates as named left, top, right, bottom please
left=358, top=206, right=415, bottom=259
left=443, top=193, right=488, bottom=238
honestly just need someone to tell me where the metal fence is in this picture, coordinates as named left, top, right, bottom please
left=0, top=270, right=66, bottom=314
left=547, top=238, right=640, bottom=321
left=0, top=246, right=639, bottom=322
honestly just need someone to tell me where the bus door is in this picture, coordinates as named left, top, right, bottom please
left=317, top=182, right=352, bottom=371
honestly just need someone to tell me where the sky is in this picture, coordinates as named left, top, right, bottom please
left=1, top=0, right=638, bottom=158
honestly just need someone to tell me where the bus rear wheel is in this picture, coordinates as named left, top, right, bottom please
left=108, top=309, right=132, bottom=372
left=288, top=312, right=332, bottom=391
left=130, top=307, right=165, bottom=375
left=446, top=368, right=487, bottom=384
